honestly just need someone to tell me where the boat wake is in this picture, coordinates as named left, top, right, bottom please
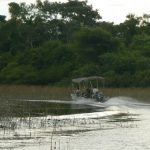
left=14, top=96, right=150, bottom=122
left=105, top=96, right=150, bottom=108
left=1, top=97, right=146, bottom=150
left=47, top=97, right=139, bottom=120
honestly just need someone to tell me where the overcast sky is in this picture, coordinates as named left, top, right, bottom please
left=1, top=0, right=150, bottom=24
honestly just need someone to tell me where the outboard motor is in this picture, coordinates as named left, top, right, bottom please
left=96, top=92, right=105, bottom=102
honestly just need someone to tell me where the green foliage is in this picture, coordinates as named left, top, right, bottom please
left=73, top=27, right=120, bottom=63
left=0, top=53, right=12, bottom=71
left=1, top=1, right=150, bottom=87
left=0, top=15, right=6, bottom=23
left=75, top=28, right=113, bottom=49
left=116, top=14, right=141, bottom=46
left=130, top=34, right=150, bottom=56
left=0, top=62, right=38, bottom=84
left=72, top=63, right=100, bottom=77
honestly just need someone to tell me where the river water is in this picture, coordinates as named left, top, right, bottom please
left=0, top=97, right=150, bottom=150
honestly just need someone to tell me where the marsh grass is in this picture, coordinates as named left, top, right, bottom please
left=0, top=85, right=71, bottom=100
left=103, top=88, right=150, bottom=102
left=0, top=85, right=150, bottom=117
left=0, top=85, right=69, bottom=118
left=0, top=85, right=97, bottom=117
left=0, top=85, right=150, bottom=101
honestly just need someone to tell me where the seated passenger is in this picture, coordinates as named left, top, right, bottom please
left=92, top=88, right=99, bottom=94
left=85, top=88, right=92, bottom=98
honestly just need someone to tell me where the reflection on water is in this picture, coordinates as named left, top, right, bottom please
left=0, top=97, right=150, bottom=150
left=0, top=99, right=104, bottom=117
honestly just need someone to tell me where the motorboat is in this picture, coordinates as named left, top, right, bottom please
left=71, top=76, right=107, bottom=103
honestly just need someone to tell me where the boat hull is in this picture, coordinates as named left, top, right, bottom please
left=71, top=94, right=107, bottom=103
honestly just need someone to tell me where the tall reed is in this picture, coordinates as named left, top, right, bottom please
left=0, top=85, right=71, bottom=100
left=103, top=87, right=150, bottom=101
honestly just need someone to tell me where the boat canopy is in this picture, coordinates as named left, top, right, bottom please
left=72, top=76, right=104, bottom=83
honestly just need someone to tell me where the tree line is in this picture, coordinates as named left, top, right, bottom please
left=0, top=0, right=150, bottom=87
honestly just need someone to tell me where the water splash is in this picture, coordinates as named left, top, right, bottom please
left=105, top=96, right=137, bottom=105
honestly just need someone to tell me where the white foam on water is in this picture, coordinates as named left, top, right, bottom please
left=2, top=96, right=150, bottom=150
left=105, top=96, right=137, bottom=105
left=47, top=110, right=121, bottom=120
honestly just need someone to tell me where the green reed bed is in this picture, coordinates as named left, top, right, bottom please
left=0, top=85, right=70, bottom=117
left=104, top=88, right=150, bottom=102
left=0, top=85, right=71, bottom=100
left=0, top=85, right=97, bottom=117
left=0, top=85, right=150, bottom=102
left=0, top=85, right=150, bottom=117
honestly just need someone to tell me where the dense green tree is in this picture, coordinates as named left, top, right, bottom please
left=9, top=2, right=21, bottom=19
left=140, top=14, right=150, bottom=35
left=0, top=19, right=26, bottom=53
left=9, top=2, right=35, bottom=22
left=36, top=0, right=101, bottom=25
left=130, top=34, right=150, bottom=56
left=1, top=1, right=150, bottom=87
left=7, top=0, right=101, bottom=44
left=116, top=14, right=141, bottom=46
left=72, top=63, right=101, bottom=77
left=36, top=0, right=101, bottom=41
left=0, top=40, right=75, bottom=84
left=73, top=27, right=121, bottom=63
left=99, top=50, right=150, bottom=87
left=0, top=15, right=6, bottom=23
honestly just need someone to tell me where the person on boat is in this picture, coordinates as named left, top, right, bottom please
left=92, top=88, right=99, bottom=94
left=75, top=86, right=81, bottom=96
left=85, top=87, right=92, bottom=98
